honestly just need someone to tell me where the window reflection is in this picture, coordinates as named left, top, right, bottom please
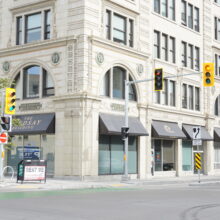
left=25, top=13, right=41, bottom=43
left=13, top=65, right=55, bottom=99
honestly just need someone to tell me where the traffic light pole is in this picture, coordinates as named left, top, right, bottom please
left=0, top=89, right=5, bottom=180
left=123, top=71, right=202, bottom=181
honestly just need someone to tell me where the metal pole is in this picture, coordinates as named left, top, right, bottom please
left=0, top=89, right=4, bottom=180
left=123, top=80, right=129, bottom=181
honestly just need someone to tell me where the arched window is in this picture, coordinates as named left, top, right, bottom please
left=101, top=66, right=137, bottom=101
left=13, top=65, right=54, bottom=99
left=215, top=95, right=220, bottom=116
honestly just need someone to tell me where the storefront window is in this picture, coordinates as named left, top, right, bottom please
left=182, top=140, right=192, bottom=171
left=153, top=139, right=175, bottom=171
left=214, top=142, right=220, bottom=169
left=7, top=134, right=55, bottom=176
left=98, top=135, right=137, bottom=175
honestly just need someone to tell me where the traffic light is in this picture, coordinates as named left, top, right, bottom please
left=203, top=63, right=214, bottom=87
left=0, top=116, right=12, bottom=132
left=154, top=68, right=163, bottom=91
left=5, top=88, right=16, bottom=115
left=121, top=126, right=129, bottom=140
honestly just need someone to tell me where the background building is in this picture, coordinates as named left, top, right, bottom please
left=0, top=0, right=220, bottom=179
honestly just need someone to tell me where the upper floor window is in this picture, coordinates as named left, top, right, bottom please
left=182, top=83, right=200, bottom=111
left=215, top=54, right=220, bottom=76
left=106, top=10, right=134, bottom=47
left=181, top=1, right=200, bottom=32
left=215, top=95, right=220, bottom=116
left=101, top=66, right=137, bottom=101
left=13, top=65, right=54, bottom=99
left=154, top=30, right=176, bottom=63
left=153, top=0, right=175, bottom=21
left=154, top=79, right=176, bottom=106
left=181, top=41, right=200, bottom=71
left=215, top=17, right=220, bottom=41
left=16, top=10, right=51, bottom=45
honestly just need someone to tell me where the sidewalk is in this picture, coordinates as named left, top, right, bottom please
left=0, top=175, right=220, bottom=192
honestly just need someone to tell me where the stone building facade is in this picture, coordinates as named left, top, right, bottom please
left=0, top=0, right=220, bottom=179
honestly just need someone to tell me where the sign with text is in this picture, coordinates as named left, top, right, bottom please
left=24, top=166, right=46, bottom=181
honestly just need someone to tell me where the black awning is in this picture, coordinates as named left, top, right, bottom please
left=10, top=113, right=55, bottom=135
left=182, top=124, right=213, bottom=141
left=99, top=113, right=148, bottom=136
left=152, top=121, right=186, bottom=139
left=214, top=127, right=220, bottom=141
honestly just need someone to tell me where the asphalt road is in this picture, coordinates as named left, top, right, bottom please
left=0, top=184, right=220, bottom=220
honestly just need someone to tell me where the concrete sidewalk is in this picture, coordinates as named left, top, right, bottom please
left=0, top=175, right=220, bottom=192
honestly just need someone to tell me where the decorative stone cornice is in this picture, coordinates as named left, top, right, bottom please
left=0, top=36, right=76, bottom=57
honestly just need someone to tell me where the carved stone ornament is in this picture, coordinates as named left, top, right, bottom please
left=51, top=52, right=60, bottom=64
left=96, top=52, right=104, bottom=65
left=137, top=64, right=144, bottom=75
left=2, top=61, right=10, bottom=73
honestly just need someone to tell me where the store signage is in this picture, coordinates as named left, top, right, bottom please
left=24, top=165, right=46, bottom=181
left=17, top=146, right=40, bottom=160
left=19, top=103, right=42, bottom=111
left=110, top=103, right=124, bottom=112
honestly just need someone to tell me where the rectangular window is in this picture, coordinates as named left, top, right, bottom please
left=99, top=135, right=137, bottom=175
left=113, top=67, right=125, bottom=99
left=17, top=10, right=51, bottom=45
left=182, top=84, right=200, bottom=111
left=215, top=54, right=220, bottom=76
left=113, top=13, right=126, bottom=45
left=181, top=1, right=199, bottom=32
left=195, top=87, right=200, bottom=111
left=215, top=17, right=220, bottom=41
left=161, top=0, right=168, bottom=17
left=188, top=44, right=193, bottom=69
left=44, top=10, right=51, bottom=40
left=154, top=79, right=175, bottom=107
left=154, top=30, right=175, bottom=63
left=106, top=10, right=111, bottom=40
left=188, top=4, right=193, bottom=29
left=154, top=0, right=160, bottom=13
left=169, top=37, right=175, bottom=63
left=129, top=19, right=134, bottom=47
left=194, top=7, right=199, bottom=32
left=182, top=84, right=187, bottom=108
left=106, top=10, right=134, bottom=47
left=154, top=31, right=160, bottom=59
left=182, top=41, right=200, bottom=71
left=168, top=0, right=175, bottom=20
left=161, top=79, right=168, bottom=105
left=169, top=80, right=175, bottom=106
left=181, top=0, right=187, bottom=25
left=182, top=141, right=192, bottom=171
left=189, top=85, right=194, bottom=110
left=195, top=47, right=200, bottom=71
left=182, top=41, right=187, bottom=67
left=16, top=17, right=23, bottom=45
left=25, top=13, right=42, bottom=43
left=214, top=142, right=220, bottom=170
left=161, top=34, right=168, bottom=61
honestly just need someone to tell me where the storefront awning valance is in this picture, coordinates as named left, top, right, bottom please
left=152, top=121, right=186, bottom=139
left=99, top=113, right=149, bottom=136
left=214, top=127, right=220, bottom=141
left=10, top=113, right=55, bottom=135
left=182, top=124, right=213, bottom=141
